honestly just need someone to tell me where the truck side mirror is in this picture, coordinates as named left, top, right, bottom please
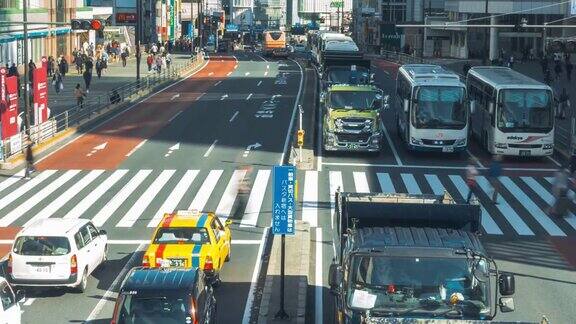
left=328, top=264, right=342, bottom=290
left=320, top=92, right=326, bottom=104
left=499, top=297, right=515, bottom=313
left=403, top=99, right=409, bottom=113
left=499, top=273, right=515, bottom=296
left=470, top=100, right=476, bottom=114
left=16, top=289, right=25, bottom=303
left=370, top=73, right=375, bottom=84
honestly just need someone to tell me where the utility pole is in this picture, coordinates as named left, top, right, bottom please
left=483, top=0, right=489, bottom=64
left=136, top=0, right=142, bottom=81
left=23, top=0, right=31, bottom=132
left=199, top=0, right=204, bottom=49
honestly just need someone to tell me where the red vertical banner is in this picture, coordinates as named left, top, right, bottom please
left=33, top=56, right=49, bottom=124
left=2, top=74, right=20, bottom=139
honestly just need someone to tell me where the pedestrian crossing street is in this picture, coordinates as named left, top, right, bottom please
left=0, top=168, right=575, bottom=237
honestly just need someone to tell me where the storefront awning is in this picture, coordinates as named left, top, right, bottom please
left=0, top=27, right=71, bottom=42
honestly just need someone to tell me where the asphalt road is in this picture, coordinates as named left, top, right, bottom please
left=0, top=51, right=304, bottom=324
left=1, top=50, right=575, bottom=324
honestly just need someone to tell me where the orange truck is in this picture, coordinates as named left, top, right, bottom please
left=262, top=30, right=288, bottom=58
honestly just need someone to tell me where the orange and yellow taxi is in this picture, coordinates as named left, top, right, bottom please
left=142, top=210, right=232, bottom=283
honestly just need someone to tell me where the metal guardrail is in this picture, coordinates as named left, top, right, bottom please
left=1, top=54, right=203, bottom=161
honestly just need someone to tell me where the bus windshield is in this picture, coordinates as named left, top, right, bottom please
left=412, top=86, right=466, bottom=129
left=497, top=89, right=553, bottom=132
left=330, top=91, right=381, bottom=110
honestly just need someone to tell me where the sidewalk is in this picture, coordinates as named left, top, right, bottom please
left=24, top=52, right=195, bottom=117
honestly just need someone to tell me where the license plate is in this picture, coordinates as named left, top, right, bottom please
left=519, top=150, right=531, bottom=156
left=169, top=259, right=185, bottom=267
left=35, top=266, right=50, bottom=273
left=442, top=146, right=454, bottom=153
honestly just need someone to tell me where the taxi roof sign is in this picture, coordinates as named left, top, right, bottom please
left=176, top=209, right=200, bottom=217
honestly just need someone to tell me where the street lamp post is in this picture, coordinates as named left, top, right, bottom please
left=483, top=0, right=489, bottom=64
left=23, top=0, right=31, bottom=133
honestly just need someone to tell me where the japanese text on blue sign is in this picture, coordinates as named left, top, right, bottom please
left=272, top=165, right=296, bottom=235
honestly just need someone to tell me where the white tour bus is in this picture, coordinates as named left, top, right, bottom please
left=467, top=66, right=554, bottom=156
left=396, top=64, right=468, bottom=152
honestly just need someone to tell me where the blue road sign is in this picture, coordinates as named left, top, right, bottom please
left=226, top=23, right=239, bottom=32
left=272, top=165, right=296, bottom=235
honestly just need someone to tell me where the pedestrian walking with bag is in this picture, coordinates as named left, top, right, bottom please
left=83, top=70, right=92, bottom=93
left=550, top=167, right=570, bottom=217
left=52, top=70, right=63, bottom=93
left=59, top=56, right=68, bottom=78
left=75, top=83, right=86, bottom=110
left=488, top=155, right=503, bottom=203
left=166, top=52, right=172, bottom=70
left=146, top=54, right=154, bottom=72
left=466, top=162, right=479, bottom=203
left=155, top=55, right=162, bottom=74
left=95, top=59, right=103, bottom=79
left=23, top=139, right=35, bottom=180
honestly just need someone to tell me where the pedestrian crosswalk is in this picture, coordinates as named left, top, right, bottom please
left=0, top=168, right=576, bottom=237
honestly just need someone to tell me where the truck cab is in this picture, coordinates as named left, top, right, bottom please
left=329, top=192, right=516, bottom=323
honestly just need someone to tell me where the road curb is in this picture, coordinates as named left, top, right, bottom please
left=257, top=221, right=310, bottom=324
left=0, top=56, right=206, bottom=171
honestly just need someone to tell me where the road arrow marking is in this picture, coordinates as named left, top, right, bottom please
left=264, top=71, right=269, bottom=76
left=266, top=65, right=269, bottom=69
left=229, top=111, right=239, bottom=123
left=208, top=72, right=214, bottom=76
left=170, top=93, right=180, bottom=101
left=87, top=142, right=108, bottom=157
left=164, top=143, right=180, bottom=158
left=257, top=81, right=262, bottom=86
left=245, top=72, right=250, bottom=76
left=221, top=94, right=229, bottom=101
left=246, top=93, right=253, bottom=100
left=243, top=143, right=262, bottom=157
left=227, top=71, right=232, bottom=76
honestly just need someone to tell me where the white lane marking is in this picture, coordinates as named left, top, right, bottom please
left=64, top=170, right=128, bottom=219
left=547, top=156, right=562, bottom=167
left=500, top=176, right=565, bottom=236
left=125, top=139, right=148, bottom=157
left=215, top=170, right=247, bottom=220
left=35, top=58, right=210, bottom=166
left=214, top=81, right=222, bottom=86
left=170, top=93, right=180, bottom=101
left=227, top=71, right=232, bottom=76
left=22, top=170, right=104, bottom=226
left=85, top=243, right=146, bottom=322
left=302, top=171, right=318, bottom=227
left=189, top=170, right=223, bottom=211
left=0, top=171, right=25, bottom=194
left=401, top=173, right=421, bottom=194
left=353, top=172, right=370, bottom=193
left=23, top=298, right=35, bottom=306
left=245, top=72, right=250, bottom=76
left=246, top=93, right=253, bottom=100
left=264, top=71, right=268, bottom=76
left=168, top=110, right=183, bottom=123
left=91, top=170, right=152, bottom=227
left=196, top=92, right=206, bottom=101
left=448, top=175, right=503, bottom=235
left=240, top=170, right=271, bottom=227
left=329, top=171, right=343, bottom=259
left=425, top=174, right=446, bottom=196
left=381, top=120, right=403, bottom=166
left=147, top=170, right=199, bottom=227
left=229, top=111, right=239, bottom=123
left=241, top=228, right=269, bottom=324
left=234, top=64, right=238, bottom=69
left=0, top=171, right=56, bottom=212
left=203, top=140, right=218, bottom=157
left=377, top=173, right=395, bottom=193
left=476, top=176, right=534, bottom=235
left=544, top=177, right=576, bottom=230
left=220, top=94, right=229, bottom=101
left=523, top=176, right=576, bottom=231
left=266, top=64, right=270, bottom=69
left=116, top=170, right=176, bottom=227
left=0, top=170, right=80, bottom=227
left=279, top=59, right=305, bottom=165
left=257, top=81, right=262, bottom=87
left=320, top=161, right=558, bottom=172
left=467, top=149, right=485, bottom=169
left=315, top=228, right=323, bottom=324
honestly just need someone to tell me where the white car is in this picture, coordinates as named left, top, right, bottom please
left=7, top=219, right=107, bottom=293
left=0, top=276, right=24, bottom=324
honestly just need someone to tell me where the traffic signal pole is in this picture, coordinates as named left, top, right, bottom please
left=136, top=0, right=142, bottom=81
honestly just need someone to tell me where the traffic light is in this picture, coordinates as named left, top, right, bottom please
left=71, top=19, right=106, bottom=31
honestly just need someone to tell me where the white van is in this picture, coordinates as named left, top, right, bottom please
left=0, top=276, right=24, bottom=324
left=7, top=219, right=107, bottom=293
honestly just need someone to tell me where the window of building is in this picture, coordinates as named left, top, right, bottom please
left=0, top=0, right=19, bottom=9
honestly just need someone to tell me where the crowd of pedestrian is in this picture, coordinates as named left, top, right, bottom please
left=145, top=42, right=173, bottom=74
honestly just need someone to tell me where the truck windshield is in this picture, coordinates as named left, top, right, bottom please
left=497, top=89, right=553, bottom=133
left=412, top=86, right=466, bottom=129
left=326, top=67, right=370, bottom=84
left=348, top=255, right=489, bottom=317
left=330, top=91, right=380, bottom=110
left=116, top=293, right=189, bottom=324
